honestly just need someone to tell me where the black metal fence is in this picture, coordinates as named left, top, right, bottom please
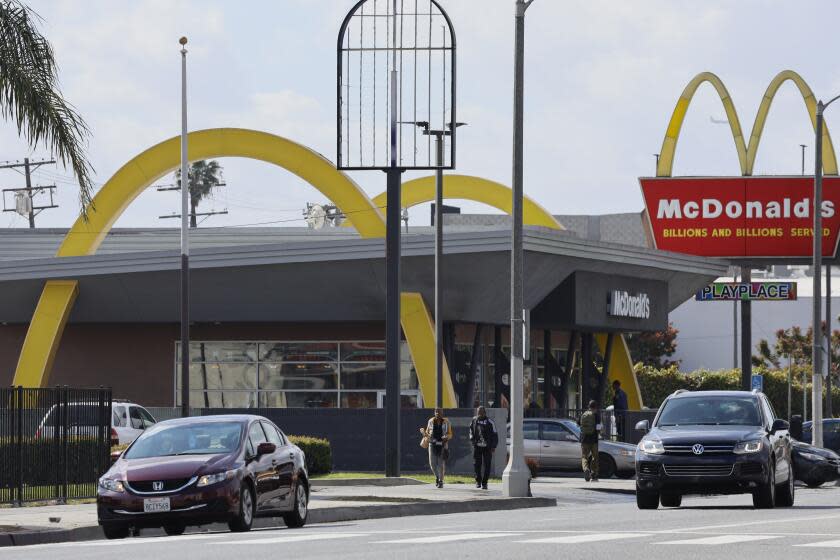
left=0, top=387, right=112, bottom=505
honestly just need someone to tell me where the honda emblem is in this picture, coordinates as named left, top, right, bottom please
left=152, top=481, right=164, bottom=491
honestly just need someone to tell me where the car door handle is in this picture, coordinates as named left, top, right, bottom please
left=543, top=445, right=551, bottom=448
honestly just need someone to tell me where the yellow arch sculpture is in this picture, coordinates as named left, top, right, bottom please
left=345, top=174, right=565, bottom=230
left=657, top=70, right=838, bottom=177
left=13, top=128, right=460, bottom=406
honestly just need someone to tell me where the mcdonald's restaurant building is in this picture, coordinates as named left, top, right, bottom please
left=0, top=213, right=726, bottom=411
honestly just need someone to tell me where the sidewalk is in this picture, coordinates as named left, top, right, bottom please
left=0, top=478, right=556, bottom=547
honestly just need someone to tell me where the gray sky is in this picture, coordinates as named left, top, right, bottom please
left=2, top=0, right=840, bottom=230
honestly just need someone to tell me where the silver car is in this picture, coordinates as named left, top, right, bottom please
left=507, top=418, right=636, bottom=478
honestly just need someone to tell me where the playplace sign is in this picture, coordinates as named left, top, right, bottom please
left=695, top=281, right=797, bottom=302
left=640, top=176, right=840, bottom=258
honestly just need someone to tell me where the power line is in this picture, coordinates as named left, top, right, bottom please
left=0, top=157, right=58, bottom=227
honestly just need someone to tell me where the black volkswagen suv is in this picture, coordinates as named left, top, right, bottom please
left=635, top=390, right=793, bottom=509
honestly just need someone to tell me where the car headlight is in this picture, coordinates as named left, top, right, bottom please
left=638, top=439, right=664, bottom=455
left=197, top=470, right=236, bottom=487
left=618, top=449, right=636, bottom=457
left=99, top=477, right=125, bottom=493
left=733, top=440, right=763, bottom=454
left=799, top=451, right=824, bottom=462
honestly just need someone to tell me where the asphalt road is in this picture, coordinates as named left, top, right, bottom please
left=5, top=485, right=840, bottom=559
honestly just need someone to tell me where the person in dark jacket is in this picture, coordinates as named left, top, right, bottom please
left=469, top=406, right=498, bottom=489
left=612, top=380, right=629, bottom=440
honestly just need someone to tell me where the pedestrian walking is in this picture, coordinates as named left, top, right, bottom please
left=420, top=408, right=452, bottom=488
left=612, top=380, right=628, bottom=441
left=580, top=400, right=602, bottom=482
left=469, top=406, right=498, bottom=490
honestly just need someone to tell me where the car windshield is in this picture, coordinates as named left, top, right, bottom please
left=656, top=396, right=762, bottom=427
left=124, top=422, right=242, bottom=459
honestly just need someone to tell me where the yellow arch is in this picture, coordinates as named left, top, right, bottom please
left=373, top=175, right=565, bottom=230
left=13, top=128, right=458, bottom=407
left=657, top=70, right=837, bottom=177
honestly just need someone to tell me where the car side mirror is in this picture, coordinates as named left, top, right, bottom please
left=110, top=450, right=123, bottom=465
left=770, top=419, right=789, bottom=434
left=635, top=420, right=650, bottom=433
left=257, top=442, right=276, bottom=456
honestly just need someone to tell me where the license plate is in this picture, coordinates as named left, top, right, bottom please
left=143, top=497, right=171, bottom=513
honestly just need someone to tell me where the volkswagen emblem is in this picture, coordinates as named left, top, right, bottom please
left=152, top=481, right=164, bottom=491
left=692, top=444, right=704, bottom=455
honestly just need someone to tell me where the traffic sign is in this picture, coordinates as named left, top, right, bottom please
left=751, top=374, right=764, bottom=392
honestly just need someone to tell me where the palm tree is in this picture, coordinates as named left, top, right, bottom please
left=0, top=1, right=93, bottom=213
left=175, top=160, right=224, bottom=227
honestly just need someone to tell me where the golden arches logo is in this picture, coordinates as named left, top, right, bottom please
left=657, top=70, right=838, bottom=177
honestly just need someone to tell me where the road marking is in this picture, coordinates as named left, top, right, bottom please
left=658, top=535, right=780, bottom=546
left=218, top=533, right=369, bottom=545
left=796, top=539, right=840, bottom=548
left=519, top=533, right=649, bottom=544
left=373, top=533, right=518, bottom=544
left=657, top=513, right=840, bottom=534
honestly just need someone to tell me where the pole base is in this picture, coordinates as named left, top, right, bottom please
left=502, top=457, right=531, bottom=497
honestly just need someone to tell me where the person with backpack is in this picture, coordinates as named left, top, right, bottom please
left=580, top=400, right=602, bottom=482
left=420, top=408, right=452, bottom=488
left=469, top=406, right=498, bottom=490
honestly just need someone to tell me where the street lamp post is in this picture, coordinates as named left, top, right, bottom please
left=409, top=121, right=466, bottom=408
left=812, top=93, right=840, bottom=446
left=504, top=0, right=534, bottom=498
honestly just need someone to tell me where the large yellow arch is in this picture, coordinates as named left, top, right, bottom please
left=657, top=70, right=838, bottom=177
left=13, top=128, right=459, bottom=407
left=374, top=175, right=565, bottom=230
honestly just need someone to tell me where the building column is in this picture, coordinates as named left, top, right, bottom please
left=543, top=329, right=552, bottom=410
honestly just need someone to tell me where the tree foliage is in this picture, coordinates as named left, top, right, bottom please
left=626, top=323, right=680, bottom=368
left=175, top=160, right=224, bottom=227
left=0, top=1, right=93, bottom=213
left=753, top=324, right=840, bottom=376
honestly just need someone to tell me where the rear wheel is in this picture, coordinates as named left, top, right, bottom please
left=776, top=465, right=795, bottom=507
left=660, top=492, right=682, bottom=507
left=283, top=480, right=309, bottom=528
left=228, top=483, right=255, bottom=532
left=102, top=524, right=130, bottom=540
left=636, top=489, right=659, bottom=509
left=753, top=462, right=776, bottom=509
left=599, top=454, right=616, bottom=479
left=163, top=523, right=186, bottom=536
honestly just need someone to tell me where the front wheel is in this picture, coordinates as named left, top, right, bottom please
left=283, top=480, right=309, bottom=528
left=163, top=523, right=186, bottom=536
left=228, top=483, right=255, bottom=532
left=776, top=465, right=795, bottom=507
left=753, top=463, right=776, bottom=509
left=102, top=524, right=130, bottom=540
left=660, top=492, right=682, bottom=507
left=636, top=489, right=659, bottom=509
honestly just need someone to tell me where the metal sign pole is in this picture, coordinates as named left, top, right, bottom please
left=814, top=103, right=825, bottom=447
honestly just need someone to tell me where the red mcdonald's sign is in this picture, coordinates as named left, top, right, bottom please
left=640, top=176, right=840, bottom=258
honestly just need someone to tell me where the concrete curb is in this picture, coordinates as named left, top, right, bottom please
left=0, top=497, right=557, bottom=547
left=312, top=477, right=426, bottom=488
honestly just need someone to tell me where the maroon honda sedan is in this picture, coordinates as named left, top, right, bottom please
left=97, top=415, right=309, bottom=539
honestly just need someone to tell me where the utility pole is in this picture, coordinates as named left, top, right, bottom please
left=504, top=0, right=534, bottom=499
left=0, top=158, right=58, bottom=227
left=157, top=180, right=228, bottom=227
left=801, top=144, right=807, bottom=175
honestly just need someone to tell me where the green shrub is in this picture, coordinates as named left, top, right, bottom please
left=636, top=363, right=840, bottom=418
left=288, top=435, right=332, bottom=475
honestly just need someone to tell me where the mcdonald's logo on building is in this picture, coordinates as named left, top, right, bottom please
left=640, top=70, right=840, bottom=259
